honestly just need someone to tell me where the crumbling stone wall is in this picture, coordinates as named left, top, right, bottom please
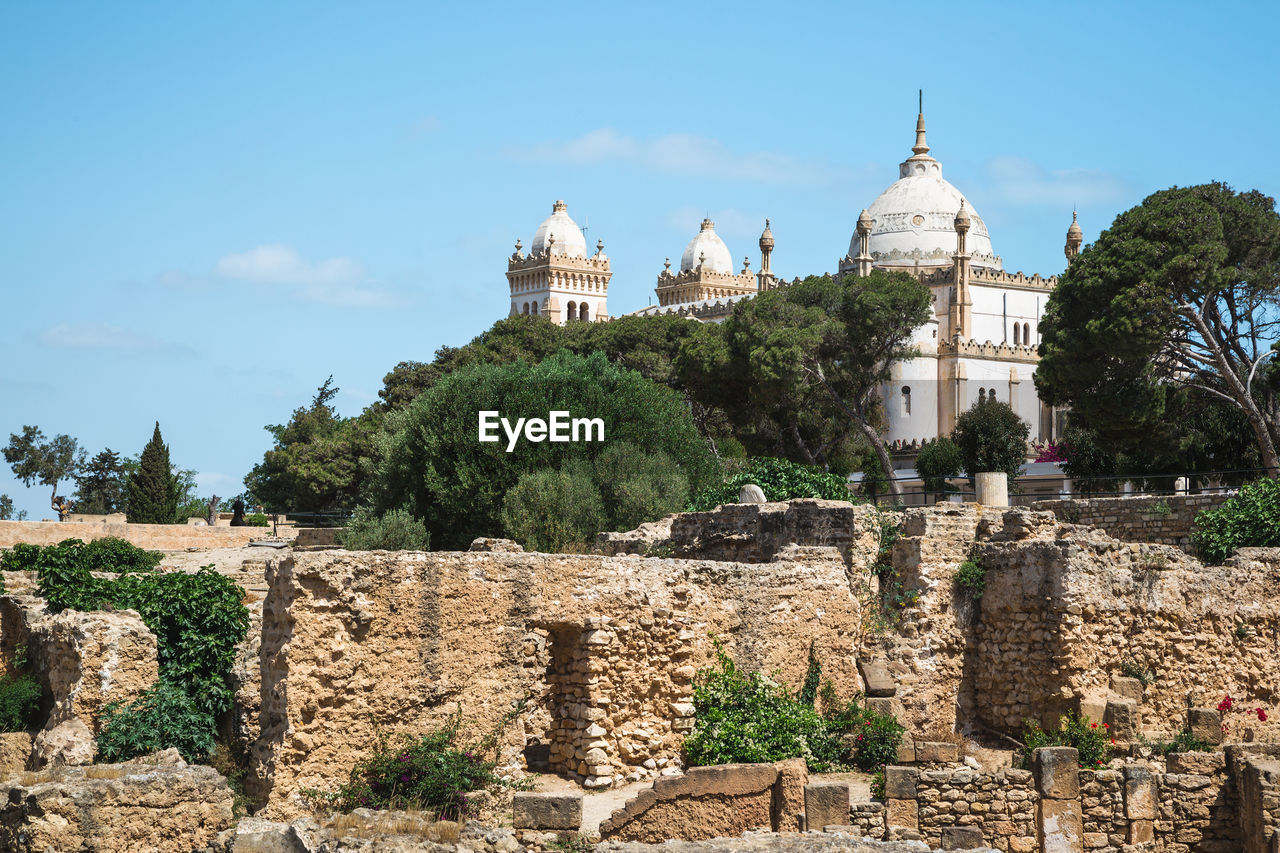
left=0, top=518, right=286, bottom=550
left=1030, top=494, right=1229, bottom=550
left=913, top=767, right=1038, bottom=850
left=250, top=548, right=866, bottom=819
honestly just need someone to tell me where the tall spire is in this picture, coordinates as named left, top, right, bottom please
left=913, top=89, right=930, bottom=156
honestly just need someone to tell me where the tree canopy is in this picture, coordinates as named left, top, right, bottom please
left=126, top=423, right=178, bottom=524
left=951, top=400, right=1030, bottom=483
left=1036, top=182, right=1280, bottom=474
left=3, top=425, right=84, bottom=521
left=74, top=448, right=127, bottom=515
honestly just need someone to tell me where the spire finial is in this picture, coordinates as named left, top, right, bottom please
left=912, top=89, right=929, bottom=156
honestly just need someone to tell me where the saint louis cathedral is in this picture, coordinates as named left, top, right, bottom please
left=505, top=103, right=1081, bottom=455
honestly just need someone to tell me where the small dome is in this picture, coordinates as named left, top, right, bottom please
left=680, top=219, right=733, bottom=274
left=759, top=219, right=774, bottom=252
left=531, top=200, right=588, bottom=258
left=954, top=200, right=971, bottom=227
left=1066, top=210, right=1083, bottom=239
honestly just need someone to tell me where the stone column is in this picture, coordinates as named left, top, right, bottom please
left=1035, top=747, right=1084, bottom=853
left=975, top=472, right=1009, bottom=507
left=884, top=766, right=919, bottom=833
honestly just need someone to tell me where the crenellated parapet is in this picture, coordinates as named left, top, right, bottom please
left=655, top=263, right=757, bottom=307
left=917, top=265, right=1057, bottom=291
left=938, top=337, right=1040, bottom=363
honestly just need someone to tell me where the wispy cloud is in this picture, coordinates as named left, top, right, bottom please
left=984, top=157, right=1127, bottom=207
left=508, top=128, right=865, bottom=187
left=40, top=323, right=194, bottom=355
left=215, top=244, right=395, bottom=307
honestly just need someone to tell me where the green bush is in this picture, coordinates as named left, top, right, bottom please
left=2, top=538, right=162, bottom=610
left=687, top=457, right=851, bottom=512
left=96, top=681, right=217, bottom=763
left=501, top=462, right=606, bottom=553
left=951, top=400, right=1030, bottom=483
left=337, top=507, right=432, bottom=551
left=1139, top=728, right=1216, bottom=756
left=373, top=351, right=716, bottom=550
left=915, top=437, right=963, bottom=494
left=954, top=557, right=986, bottom=600
left=593, top=442, right=689, bottom=532
left=246, top=512, right=270, bottom=527
left=304, top=704, right=524, bottom=818
left=1191, top=477, right=1280, bottom=564
left=1019, top=711, right=1112, bottom=769
left=683, top=641, right=901, bottom=773
left=0, top=673, right=43, bottom=732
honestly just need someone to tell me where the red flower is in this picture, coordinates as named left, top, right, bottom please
left=864, top=720, right=872, bottom=726
left=1218, top=695, right=1234, bottom=713
left=1091, top=723, right=1097, bottom=729
left=1103, top=723, right=1109, bottom=729
left=1257, top=708, right=1268, bottom=722
left=1111, top=738, right=1116, bottom=744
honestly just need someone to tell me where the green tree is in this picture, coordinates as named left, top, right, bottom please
left=680, top=272, right=932, bottom=497
left=915, top=437, right=963, bottom=495
left=1036, top=182, right=1280, bottom=473
left=951, top=400, right=1030, bottom=483
left=500, top=461, right=607, bottom=552
left=246, top=377, right=378, bottom=513
left=593, top=441, right=690, bottom=531
left=73, top=448, right=127, bottom=514
left=0, top=494, right=22, bottom=521
left=372, top=351, right=716, bottom=550
left=126, top=423, right=179, bottom=524
left=3, top=425, right=84, bottom=521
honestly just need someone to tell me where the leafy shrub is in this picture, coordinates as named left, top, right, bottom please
left=687, top=457, right=851, bottom=512
left=1191, top=477, right=1280, bottom=564
left=338, top=507, right=432, bottom=551
left=869, top=768, right=885, bottom=799
left=593, top=442, right=689, bottom=532
left=915, top=437, right=963, bottom=494
left=683, top=641, right=901, bottom=773
left=501, top=461, right=607, bottom=553
left=796, top=643, right=822, bottom=708
left=2, top=538, right=162, bottom=610
left=246, top=512, right=270, bottom=527
left=1120, top=658, right=1156, bottom=688
left=96, top=681, right=217, bottom=763
left=0, top=673, right=42, bottom=732
left=305, top=704, right=524, bottom=818
left=951, top=400, right=1030, bottom=483
left=954, top=557, right=986, bottom=600
left=1138, top=728, right=1216, bottom=756
left=1019, top=710, right=1112, bottom=769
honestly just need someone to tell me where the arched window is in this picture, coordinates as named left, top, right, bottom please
left=989, top=387, right=997, bottom=401
left=978, top=388, right=987, bottom=403
left=522, top=302, right=529, bottom=315
left=1023, top=322, right=1031, bottom=344
left=580, top=303, right=589, bottom=321
left=531, top=303, right=539, bottom=316
left=566, top=301, right=577, bottom=322
left=901, top=385, right=911, bottom=416
left=1012, top=324, right=1020, bottom=345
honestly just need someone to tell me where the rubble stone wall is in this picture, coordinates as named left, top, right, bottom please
left=0, top=518, right=286, bottom=550
left=250, top=548, right=866, bottom=819
left=1030, top=494, right=1229, bottom=549
left=914, top=766, right=1038, bottom=851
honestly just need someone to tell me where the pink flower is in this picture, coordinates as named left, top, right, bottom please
left=1218, top=695, right=1234, bottom=713
left=1257, top=708, right=1268, bottom=722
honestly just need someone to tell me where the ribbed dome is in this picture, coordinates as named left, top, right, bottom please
left=847, top=114, right=1001, bottom=270
left=531, top=200, right=588, bottom=258
left=680, top=219, right=733, bottom=273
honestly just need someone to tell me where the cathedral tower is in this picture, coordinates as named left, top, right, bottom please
left=507, top=200, right=610, bottom=324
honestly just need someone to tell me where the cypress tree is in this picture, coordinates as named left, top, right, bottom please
left=127, top=422, right=178, bottom=524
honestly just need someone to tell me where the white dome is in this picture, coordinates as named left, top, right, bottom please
left=531, top=200, right=588, bottom=258
left=848, top=117, right=1001, bottom=271
left=680, top=219, right=733, bottom=273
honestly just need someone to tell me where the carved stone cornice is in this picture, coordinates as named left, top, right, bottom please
left=938, top=338, right=1040, bottom=364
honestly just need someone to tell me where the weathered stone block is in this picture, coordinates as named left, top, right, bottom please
left=885, top=797, right=918, bottom=830
left=916, top=741, right=959, bottom=763
left=1128, top=818, right=1154, bottom=844
left=0, top=731, right=32, bottom=777
left=1109, top=675, right=1143, bottom=705
left=859, top=659, right=895, bottom=697
left=1166, top=750, right=1225, bottom=774
left=941, top=826, right=985, bottom=850
left=1123, top=764, right=1156, bottom=820
left=884, top=766, right=918, bottom=799
left=896, top=731, right=915, bottom=764
left=865, top=696, right=905, bottom=721
left=1105, top=698, right=1139, bottom=740
left=1034, top=747, right=1080, bottom=800
left=804, top=781, right=850, bottom=830
left=1188, top=708, right=1223, bottom=745
left=1038, top=798, right=1085, bottom=853
left=771, top=758, right=807, bottom=832
left=513, top=793, right=582, bottom=830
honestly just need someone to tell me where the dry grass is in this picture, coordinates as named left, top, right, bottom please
left=84, top=766, right=129, bottom=780
left=325, top=811, right=461, bottom=842
left=18, top=770, right=53, bottom=786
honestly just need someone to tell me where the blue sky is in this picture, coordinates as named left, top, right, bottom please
left=3, top=0, right=1278, bottom=519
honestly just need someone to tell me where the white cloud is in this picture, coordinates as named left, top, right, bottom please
left=214, top=244, right=396, bottom=307
left=984, top=157, right=1127, bottom=207
left=508, top=128, right=863, bottom=187
left=39, top=323, right=193, bottom=355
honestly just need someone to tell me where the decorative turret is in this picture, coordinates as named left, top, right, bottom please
left=949, top=201, right=973, bottom=339
left=758, top=219, right=774, bottom=287
left=852, top=209, right=874, bottom=277
left=1065, top=210, right=1083, bottom=260
left=508, top=199, right=610, bottom=323
left=912, top=89, right=930, bottom=156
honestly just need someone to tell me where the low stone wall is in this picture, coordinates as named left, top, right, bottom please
left=599, top=760, right=806, bottom=843
left=1030, top=494, right=1229, bottom=549
left=249, top=548, right=866, bottom=819
left=0, top=518, right=289, bottom=550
